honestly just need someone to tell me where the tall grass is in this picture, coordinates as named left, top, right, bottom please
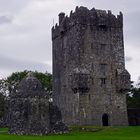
left=0, top=126, right=140, bottom=140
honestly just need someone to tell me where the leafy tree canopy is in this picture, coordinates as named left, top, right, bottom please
left=0, top=70, right=52, bottom=97
left=0, top=93, right=4, bottom=118
left=0, top=70, right=52, bottom=119
left=7, top=70, right=52, bottom=92
left=127, top=87, right=140, bottom=108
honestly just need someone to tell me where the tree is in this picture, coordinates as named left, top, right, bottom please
left=127, top=80, right=140, bottom=109
left=0, top=70, right=52, bottom=120
left=127, top=87, right=140, bottom=108
left=33, top=71, right=52, bottom=91
left=7, top=70, right=52, bottom=93
left=0, top=93, right=5, bottom=118
left=0, top=70, right=52, bottom=97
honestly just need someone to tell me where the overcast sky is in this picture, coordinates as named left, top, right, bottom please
left=0, top=0, right=140, bottom=82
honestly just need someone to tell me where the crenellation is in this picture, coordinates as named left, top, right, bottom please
left=52, top=7, right=123, bottom=40
left=59, top=12, right=65, bottom=25
left=70, top=10, right=73, bottom=17
left=107, top=10, right=112, bottom=15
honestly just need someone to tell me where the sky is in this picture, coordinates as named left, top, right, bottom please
left=0, top=0, right=140, bottom=82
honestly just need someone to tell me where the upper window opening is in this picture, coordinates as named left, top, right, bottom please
left=100, top=64, right=107, bottom=75
left=100, top=44, right=106, bottom=55
left=98, top=25, right=107, bottom=31
left=100, top=78, right=106, bottom=86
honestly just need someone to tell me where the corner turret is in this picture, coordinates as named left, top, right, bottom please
left=59, top=12, right=65, bottom=25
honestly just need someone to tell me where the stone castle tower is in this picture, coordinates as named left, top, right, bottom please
left=52, top=6, right=130, bottom=126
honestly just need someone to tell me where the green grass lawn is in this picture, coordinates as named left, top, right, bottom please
left=0, top=126, right=140, bottom=140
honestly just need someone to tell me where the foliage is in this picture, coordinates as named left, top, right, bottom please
left=0, top=70, right=52, bottom=119
left=33, top=71, right=52, bottom=91
left=127, top=87, right=140, bottom=108
left=0, top=79, right=9, bottom=97
left=6, top=70, right=52, bottom=94
left=0, top=94, right=5, bottom=118
left=0, top=127, right=140, bottom=140
left=0, top=79, right=7, bottom=119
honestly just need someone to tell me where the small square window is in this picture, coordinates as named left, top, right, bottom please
left=91, top=43, right=93, bottom=49
left=91, top=63, right=94, bottom=71
left=100, top=78, right=106, bottom=86
left=98, top=25, right=107, bottom=31
left=100, top=64, right=107, bottom=75
left=100, top=44, right=106, bottom=55
left=91, top=77, right=94, bottom=85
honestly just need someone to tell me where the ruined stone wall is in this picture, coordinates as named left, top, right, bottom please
left=9, top=96, right=49, bottom=135
left=52, top=6, right=130, bottom=126
left=8, top=73, right=68, bottom=135
left=8, top=74, right=50, bottom=135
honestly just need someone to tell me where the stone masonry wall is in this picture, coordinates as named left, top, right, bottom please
left=52, top=6, right=130, bottom=126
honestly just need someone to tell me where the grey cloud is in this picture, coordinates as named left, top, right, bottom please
left=0, top=54, right=50, bottom=73
left=124, top=11, right=140, bottom=45
left=125, top=56, right=133, bottom=62
left=0, top=0, right=30, bottom=18
left=77, top=0, right=140, bottom=11
left=0, top=16, right=12, bottom=24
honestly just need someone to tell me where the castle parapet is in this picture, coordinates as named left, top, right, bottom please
left=52, top=6, right=123, bottom=40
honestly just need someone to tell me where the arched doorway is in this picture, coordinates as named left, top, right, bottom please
left=102, top=113, right=109, bottom=126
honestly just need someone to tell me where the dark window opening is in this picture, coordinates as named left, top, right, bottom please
left=89, top=94, right=91, bottom=101
left=100, top=44, right=106, bottom=55
left=100, top=78, right=106, bottom=85
left=111, top=78, right=113, bottom=84
left=63, top=85, right=66, bottom=88
left=110, top=44, right=113, bottom=53
left=90, top=25, right=93, bottom=31
left=100, top=64, right=107, bottom=75
left=60, top=30, right=64, bottom=37
left=111, top=64, right=113, bottom=71
left=102, top=113, right=109, bottom=126
left=98, top=25, right=107, bottom=31
left=91, top=63, right=94, bottom=71
left=91, top=43, right=93, bottom=50
left=115, top=70, right=118, bottom=77
left=24, top=110, right=28, bottom=120
left=91, top=77, right=94, bottom=85
left=82, top=47, right=85, bottom=54
left=91, top=43, right=98, bottom=55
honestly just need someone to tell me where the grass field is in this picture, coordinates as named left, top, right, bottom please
left=0, top=126, right=140, bottom=140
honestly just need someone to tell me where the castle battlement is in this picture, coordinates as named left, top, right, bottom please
left=52, top=6, right=123, bottom=40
